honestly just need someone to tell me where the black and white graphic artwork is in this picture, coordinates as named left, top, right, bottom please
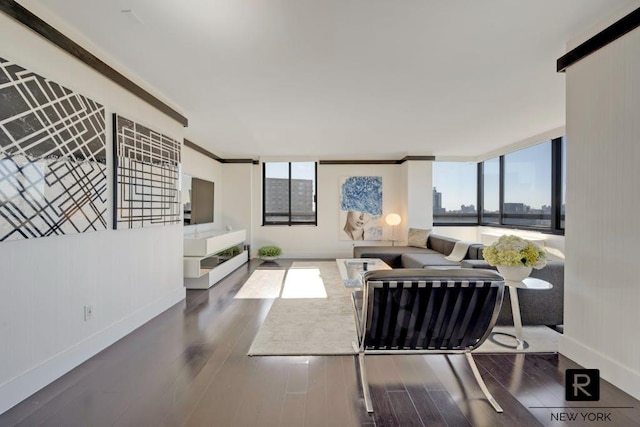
left=113, top=114, right=181, bottom=229
left=0, top=57, right=107, bottom=242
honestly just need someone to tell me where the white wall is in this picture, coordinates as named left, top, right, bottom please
left=405, top=160, right=433, bottom=232
left=251, top=163, right=408, bottom=258
left=220, top=163, right=254, bottom=240
left=0, top=13, right=184, bottom=413
left=432, top=226, right=479, bottom=242
left=561, top=26, right=640, bottom=399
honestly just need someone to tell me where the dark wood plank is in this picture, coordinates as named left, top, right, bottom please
left=303, top=356, right=329, bottom=427
left=339, top=356, right=376, bottom=426
left=392, top=355, right=452, bottom=426
left=324, top=356, right=359, bottom=426
left=231, top=357, right=288, bottom=427
left=426, top=354, right=509, bottom=427
left=279, top=392, right=307, bottom=426
left=387, top=390, right=425, bottom=426
left=470, top=356, right=544, bottom=427
left=366, top=356, right=401, bottom=426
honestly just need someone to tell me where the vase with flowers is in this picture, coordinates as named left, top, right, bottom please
left=482, top=235, right=547, bottom=282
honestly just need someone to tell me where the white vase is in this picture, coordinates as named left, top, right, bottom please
left=497, top=265, right=532, bottom=282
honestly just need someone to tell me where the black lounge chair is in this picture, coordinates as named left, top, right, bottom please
left=352, top=268, right=505, bottom=413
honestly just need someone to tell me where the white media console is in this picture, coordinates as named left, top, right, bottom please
left=183, top=229, right=248, bottom=289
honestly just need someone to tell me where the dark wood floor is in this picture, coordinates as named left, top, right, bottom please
left=2, top=259, right=639, bottom=426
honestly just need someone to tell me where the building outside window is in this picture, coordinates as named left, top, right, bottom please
left=433, top=162, right=478, bottom=224
left=263, top=162, right=317, bottom=225
left=503, top=141, right=552, bottom=228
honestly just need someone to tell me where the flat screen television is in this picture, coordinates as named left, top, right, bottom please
left=183, top=175, right=214, bottom=225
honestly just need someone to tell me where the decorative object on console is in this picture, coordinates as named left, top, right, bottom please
left=258, top=245, right=282, bottom=261
left=482, top=235, right=547, bottom=281
left=385, top=213, right=401, bottom=246
left=407, top=227, right=429, bottom=248
left=339, top=176, right=383, bottom=241
left=0, top=56, right=107, bottom=242
left=113, top=114, right=181, bottom=229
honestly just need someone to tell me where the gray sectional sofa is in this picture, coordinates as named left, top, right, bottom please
left=353, top=234, right=485, bottom=268
left=353, top=233, right=564, bottom=327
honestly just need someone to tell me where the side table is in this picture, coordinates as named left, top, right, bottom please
left=504, top=277, right=553, bottom=350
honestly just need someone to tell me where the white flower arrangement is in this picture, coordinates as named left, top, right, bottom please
left=482, top=235, right=547, bottom=269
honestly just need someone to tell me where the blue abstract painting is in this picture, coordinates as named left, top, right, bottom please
left=339, top=176, right=383, bottom=241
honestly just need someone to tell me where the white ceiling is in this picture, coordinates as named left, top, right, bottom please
left=21, top=0, right=640, bottom=160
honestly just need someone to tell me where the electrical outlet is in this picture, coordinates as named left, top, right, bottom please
left=84, top=305, right=94, bottom=321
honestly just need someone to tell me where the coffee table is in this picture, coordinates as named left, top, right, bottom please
left=336, top=258, right=391, bottom=287
left=503, top=277, right=553, bottom=350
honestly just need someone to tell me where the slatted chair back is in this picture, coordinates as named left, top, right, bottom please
left=353, top=268, right=505, bottom=413
left=359, top=268, right=504, bottom=352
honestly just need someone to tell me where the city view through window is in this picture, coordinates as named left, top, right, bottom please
left=433, top=138, right=565, bottom=231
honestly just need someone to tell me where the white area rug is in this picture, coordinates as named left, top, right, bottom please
left=247, top=261, right=358, bottom=356
left=245, top=261, right=560, bottom=355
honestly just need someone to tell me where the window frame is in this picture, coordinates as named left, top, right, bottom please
left=262, top=161, right=318, bottom=226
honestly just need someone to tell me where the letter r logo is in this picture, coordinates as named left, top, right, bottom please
left=565, top=369, right=600, bottom=401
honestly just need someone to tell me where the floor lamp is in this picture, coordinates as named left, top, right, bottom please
left=385, top=213, right=402, bottom=246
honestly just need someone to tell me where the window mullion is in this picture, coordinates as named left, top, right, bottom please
left=551, top=137, right=563, bottom=232
left=288, top=162, right=292, bottom=226
left=498, top=155, right=505, bottom=226
left=477, top=162, right=483, bottom=225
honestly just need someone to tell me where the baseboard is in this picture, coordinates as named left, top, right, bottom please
left=559, top=334, right=640, bottom=400
left=0, top=287, right=186, bottom=415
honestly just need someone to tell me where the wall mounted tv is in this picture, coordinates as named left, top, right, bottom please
left=183, top=175, right=214, bottom=225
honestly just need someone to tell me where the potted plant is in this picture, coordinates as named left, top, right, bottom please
left=482, top=235, right=547, bottom=282
left=258, top=245, right=282, bottom=261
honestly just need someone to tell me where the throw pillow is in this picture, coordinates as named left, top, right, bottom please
left=407, top=228, right=429, bottom=248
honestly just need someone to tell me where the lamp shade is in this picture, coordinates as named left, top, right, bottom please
left=385, top=213, right=401, bottom=226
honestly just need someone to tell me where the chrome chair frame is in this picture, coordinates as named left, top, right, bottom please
left=352, top=268, right=505, bottom=413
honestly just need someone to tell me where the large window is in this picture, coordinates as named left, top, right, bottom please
left=263, top=162, right=317, bottom=225
left=433, top=162, right=478, bottom=224
left=503, top=141, right=552, bottom=228
left=435, top=137, right=565, bottom=234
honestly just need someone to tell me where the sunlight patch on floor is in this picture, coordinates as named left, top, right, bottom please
left=234, top=269, right=285, bottom=299
left=281, top=267, right=327, bottom=299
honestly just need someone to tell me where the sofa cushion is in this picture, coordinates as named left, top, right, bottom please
left=427, top=234, right=459, bottom=255
left=401, top=253, right=461, bottom=268
left=407, top=228, right=430, bottom=248
left=467, top=244, right=486, bottom=260
left=353, top=245, right=433, bottom=268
